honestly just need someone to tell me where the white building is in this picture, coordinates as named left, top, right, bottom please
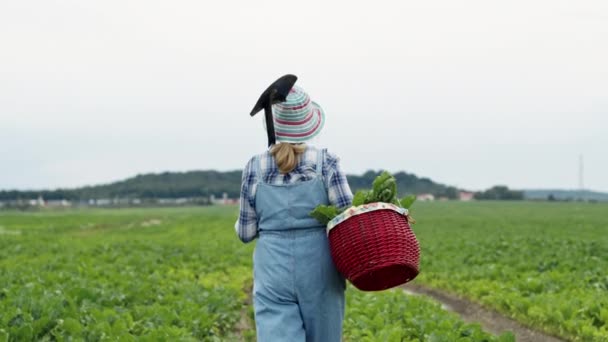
left=417, top=193, right=435, bottom=201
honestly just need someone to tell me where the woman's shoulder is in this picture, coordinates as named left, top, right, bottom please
left=307, top=146, right=339, bottom=160
left=243, top=150, right=272, bottom=170
left=245, top=148, right=274, bottom=161
left=304, top=146, right=342, bottom=172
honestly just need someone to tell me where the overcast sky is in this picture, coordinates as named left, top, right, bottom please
left=1, top=0, right=607, bottom=192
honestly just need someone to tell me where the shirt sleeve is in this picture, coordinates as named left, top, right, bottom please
left=235, top=157, right=258, bottom=243
left=323, top=150, right=353, bottom=209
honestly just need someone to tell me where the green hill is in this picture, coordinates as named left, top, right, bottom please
left=0, top=170, right=459, bottom=201
left=348, top=170, right=459, bottom=198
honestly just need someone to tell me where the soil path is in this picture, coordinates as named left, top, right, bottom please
left=402, top=283, right=566, bottom=342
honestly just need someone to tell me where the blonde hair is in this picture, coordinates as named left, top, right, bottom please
left=271, top=143, right=307, bottom=174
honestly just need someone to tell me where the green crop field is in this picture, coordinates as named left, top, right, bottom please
left=0, top=202, right=606, bottom=341
left=412, top=201, right=608, bottom=341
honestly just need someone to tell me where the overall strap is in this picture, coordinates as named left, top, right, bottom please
left=316, top=149, right=323, bottom=175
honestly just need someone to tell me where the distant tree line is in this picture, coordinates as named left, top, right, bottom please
left=0, top=171, right=242, bottom=201
left=348, top=171, right=460, bottom=199
left=474, top=186, right=524, bottom=200
left=0, top=170, right=461, bottom=201
left=1, top=170, right=535, bottom=203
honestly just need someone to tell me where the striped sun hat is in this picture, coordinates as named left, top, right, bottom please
left=270, top=85, right=325, bottom=143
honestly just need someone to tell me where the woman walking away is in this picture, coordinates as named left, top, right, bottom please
left=236, top=81, right=353, bottom=342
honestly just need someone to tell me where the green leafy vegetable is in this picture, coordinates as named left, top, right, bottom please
left=309, top=204, right=339, bottom=225
left=310, top=171, right=416, bottom=225
left=400, top=195, right=417, bottom=209
left=352, top=191, right=367, bottom=207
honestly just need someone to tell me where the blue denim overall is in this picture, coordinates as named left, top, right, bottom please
left=253, top=150, right=346, bottom=342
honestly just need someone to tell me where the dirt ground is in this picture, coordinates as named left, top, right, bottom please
left=402, top=283, right=566, bottom=342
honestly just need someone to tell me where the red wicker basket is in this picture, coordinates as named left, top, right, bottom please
left=327, top=203, right=420, bottom=291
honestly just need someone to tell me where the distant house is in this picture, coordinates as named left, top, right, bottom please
left=417, top=193, right=435, bottom=201
left=46, top=199, right=71, bottom=207
left=157, top=198, right=191, bottom=205
left=459, top=191, right=475, bottom=201
left=210, top=193, right=237, bottom=205
left=95, top=199, right=112, bottom=206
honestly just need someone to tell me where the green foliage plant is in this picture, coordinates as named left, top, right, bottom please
left=310, top=171, right=416, bottom=225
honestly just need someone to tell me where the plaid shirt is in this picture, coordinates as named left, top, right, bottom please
left=235, top=146, right=353, bottom=243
